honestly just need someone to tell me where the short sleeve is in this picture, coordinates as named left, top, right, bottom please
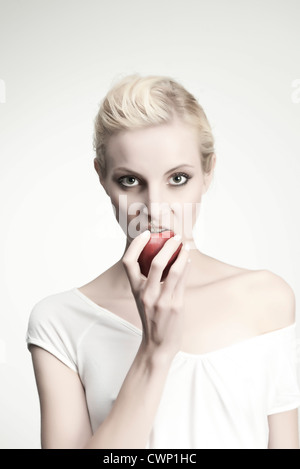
left=26, top=297, right=78, bottom=373
left=267, top=324, right=300, bottom=415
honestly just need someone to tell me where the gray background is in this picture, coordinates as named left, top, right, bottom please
left=0, top=0, right=299, bottom=448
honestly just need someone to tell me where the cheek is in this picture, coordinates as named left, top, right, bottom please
left=172, top=202, right=201, bottom=235
left=109, top=193, right=144, bottom=226
left=171, top=184, right=202, bottom=236
left=110, top=194, right=127, bottom=224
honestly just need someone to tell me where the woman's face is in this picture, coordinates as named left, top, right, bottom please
left=95, top=116, right=215, bottom=243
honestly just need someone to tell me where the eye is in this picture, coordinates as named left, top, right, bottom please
left=118, top=176, right=140, bottom=187
left=117, top=171, right=191, bottom=188
left=168, top=172, right=191, bottom=186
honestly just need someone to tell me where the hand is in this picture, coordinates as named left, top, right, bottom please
left=122, top=230, right=191, bottom=361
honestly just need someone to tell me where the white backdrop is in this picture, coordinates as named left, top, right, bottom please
left=0, top=0, right=299, bottom=449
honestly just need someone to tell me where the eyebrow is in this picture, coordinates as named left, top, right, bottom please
left=112, top=164, right=195, bottom=177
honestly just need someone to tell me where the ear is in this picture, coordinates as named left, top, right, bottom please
left=94, top=157, right=101, bottom=177
left=202, top=154, right=216, bottom=194
left=94, top=158, right=110, bottom=197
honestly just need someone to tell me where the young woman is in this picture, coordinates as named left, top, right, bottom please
left=26, top=74, right=300, bottom=449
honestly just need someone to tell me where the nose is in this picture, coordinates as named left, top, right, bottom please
left=141, top=185, right=171, bottom=227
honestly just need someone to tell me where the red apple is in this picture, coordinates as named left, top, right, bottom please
left=138, top=230, right=183, bottom=282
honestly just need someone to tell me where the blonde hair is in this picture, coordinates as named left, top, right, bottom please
left=94, top=74, right=215, bottom=178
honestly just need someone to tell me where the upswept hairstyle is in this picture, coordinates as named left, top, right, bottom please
left=93, top=74, right=215, bottom=178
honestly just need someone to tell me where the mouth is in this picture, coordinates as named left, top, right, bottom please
left=148, top=224, right=170, bottom=233
left=150, top=228, right=169, bottom=234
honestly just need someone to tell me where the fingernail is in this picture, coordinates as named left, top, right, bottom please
left=173, top=234, right=182, bottom=241
left=184, top=242, right=191, bottom=251
left=142, top=230, right=150, bottom=238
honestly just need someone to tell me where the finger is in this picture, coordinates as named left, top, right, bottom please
left=172, top=255, right=191, bottom=303
left=159, top=242, right=191, bottom=299
left=122, top=230, right=151, bottom=292
left=146, top=234, right=183, bottom=290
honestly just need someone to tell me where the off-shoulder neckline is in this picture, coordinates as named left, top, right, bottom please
left=72, top=287, right=297, bottom=360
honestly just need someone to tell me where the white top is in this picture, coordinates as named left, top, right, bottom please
left=26, top=287, right=300, bottom=449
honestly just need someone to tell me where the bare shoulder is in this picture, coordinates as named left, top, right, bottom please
left=233, top=268, right=296, bottom=332
left=204, top=257, right=296, bottom=333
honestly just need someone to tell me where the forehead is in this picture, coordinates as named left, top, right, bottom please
left=105, top=118, right=201, bottom=174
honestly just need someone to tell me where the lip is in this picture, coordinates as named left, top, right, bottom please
left=148, top=225, right=170, bottom=232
